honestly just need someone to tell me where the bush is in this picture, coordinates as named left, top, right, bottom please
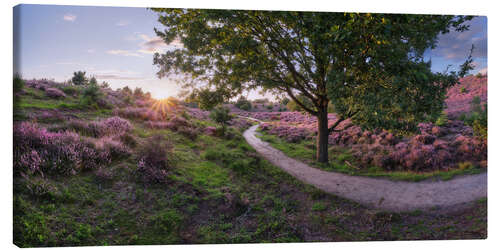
left=66, top=117, right=132, bottom=138
left=72, top=71, right=88, bottom=85
left=45, top=88, right=66, bottom=99
left=14, top=122, right=110, bottom=176
left=235, top=97, right=252, bottom=111
left=60, top=85, right=80, bottom=96
left=95, top=137, right=131, bottom=160
left=435, top=111, right=448, bottom=127
left=210, top=106, right=233, bottom=135
left=81, top=83, right=102, bottom=107
left=136, top=135, right=175, bottom=183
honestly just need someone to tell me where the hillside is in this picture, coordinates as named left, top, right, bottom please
left=13, top=78, right=486, bottom=246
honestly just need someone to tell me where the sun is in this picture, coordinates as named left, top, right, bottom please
left=151, top=97, right=178, bottom=117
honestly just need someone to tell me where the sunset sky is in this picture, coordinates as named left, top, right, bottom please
left=14, top=4, right=487, bottom=99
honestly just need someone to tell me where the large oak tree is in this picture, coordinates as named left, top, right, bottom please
left=151, top=9, right=474, bottom=163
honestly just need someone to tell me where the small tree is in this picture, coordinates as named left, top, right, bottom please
left=81, top=81, right=102, bottom=107
left=72, top=71, right=88, bottom=85
left=134, top=87, right=144, bottom=98
left=89, top=76, right=98, bottom=85
left=235, top=96, right=252, bottom=111
left=209, top=105, right=233, bottom=135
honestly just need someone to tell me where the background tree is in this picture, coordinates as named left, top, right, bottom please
left=235, top=96, right=252, bottom=111
left=209, top=105, right=233, bottom=136
left=89, top=76, right=98, bottom=85
left=151, top=9, right=474, bottom=163
left=72, top=71, right=88, bottom=85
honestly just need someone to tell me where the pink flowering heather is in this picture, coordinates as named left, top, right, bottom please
left=136, top=135, right=173, bottom=183
left=45, top=87, right=66, bottom=99
left=204, top=126, right=217, bottom=136
left=65, top=116, right=132, bottom=138
left=14, top=122, right=111, bottom=176
left=445, top=75, right=487, bottom=118
left=94, top=136, right=131, bottom=159
left=101, top=116, right=133, bottom=135
left=113, top=107, right=166, bottom=121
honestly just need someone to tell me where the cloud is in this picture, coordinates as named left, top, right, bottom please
left=106, top=50, right=143, bottom=57
left=137, top=34, right=183, bottom=54
left=63, top=14, right=77, bottom=22
left=94, top=74, right=144, bottom=80
left=92, top=69, right=144, bottom=80
left=478, top=67, right=487, bottom=75
left=116, top=20, right=130, bottom=26
left=432, top=17, right=487, bottom=62
left=87, top=49, right=95, bottom=53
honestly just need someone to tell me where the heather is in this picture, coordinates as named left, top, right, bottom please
left=13, top=122, right=110, bottom=176
left=13, top=76, right=486, bottom=246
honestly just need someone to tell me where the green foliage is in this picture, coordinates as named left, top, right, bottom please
left=459, top=96, right=487, bottom=140
left=133, top=87, right=144, bottom=98
left=435, top=111, right=448, bottom=127
left=151, top=10, right=475, bottom=162
left=460, top=86, right=468, bottom=94
left=209, top=106, right=233, bottom=135
left=286, top=95, right=314, bottom=112
left=100, top=81, right=110, bottom=88
left=89, top=76, right=97, bottom=85
left=60, top=85, right=80, bottom=96
left=280, top=97, right=290, bottom=106
left=14, top=74, right=24, bottom=112
left=235, top=96, right=252, bottom=111
left=81, top=82, right=102, bottom=107
left=190, top=88, right=230, bottom=111
left=72, top=71, right=88, bottom=85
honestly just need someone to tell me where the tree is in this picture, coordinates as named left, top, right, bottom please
left=209, top=105, right=233, bottom=135
left=235, top=96, right=252, bottom=111
left=151, top=9, right=474, bottom=163
left=72, top=71, right=88, bottom=85
left=89, top=76, right=98, bottom=85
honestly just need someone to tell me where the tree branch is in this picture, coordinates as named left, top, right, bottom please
left=284, top=86, right=318, bottom=116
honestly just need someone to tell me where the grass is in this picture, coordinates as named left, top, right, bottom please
left=13, top=86, right=487, bottom=246
left=257, top=131, right=485, bottom=182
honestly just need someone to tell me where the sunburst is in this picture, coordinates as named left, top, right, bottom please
left=151, top=98, right=177, bottom=117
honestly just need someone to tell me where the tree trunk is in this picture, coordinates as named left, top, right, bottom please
left=316, top=107, right=329, bottom=163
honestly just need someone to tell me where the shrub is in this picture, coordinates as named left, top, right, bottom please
left=95, top=137, right=131, bottom=160
left=14, top=74, right=24, bottom=109
left=136, top=135, right=175, bottom=183
left=72, top=71, right=88, bottom=85
left=210, top=106, right=233, bottom=135
left=435, top=111, right=448, bottom=127
left=14, top=122, right=110, bottom=176
left=81, top=83, right=102, bottom=107
left=204, top=126, right=217, bottom=136
left=459, top=86, right=468, bottom=93
left=235, top=97, right=252, bottom=111
left=101, top=116, right=133, bottom=135
left=45, top=88, right=66, bottom=99
left=119, top=133, right=137, bottom=148
left=178, top=126, right=199, bottom=140
left=60, top=85, right=80, bottom=96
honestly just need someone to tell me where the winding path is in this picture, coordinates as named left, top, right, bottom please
left=242, top=119, right=487, bottom=212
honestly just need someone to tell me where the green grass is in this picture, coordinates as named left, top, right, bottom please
left=13, top=89, right=487, bottom=246
left=257, top=131, right=485, bottom=182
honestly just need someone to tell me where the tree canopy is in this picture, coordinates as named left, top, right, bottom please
left=151, top=9, right=474, bottom=162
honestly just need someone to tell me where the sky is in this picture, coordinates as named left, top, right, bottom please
left=14, top=4, right=487, bottom=99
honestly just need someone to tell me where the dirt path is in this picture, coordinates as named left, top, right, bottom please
left=242, top=122, right=487, bottom=212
